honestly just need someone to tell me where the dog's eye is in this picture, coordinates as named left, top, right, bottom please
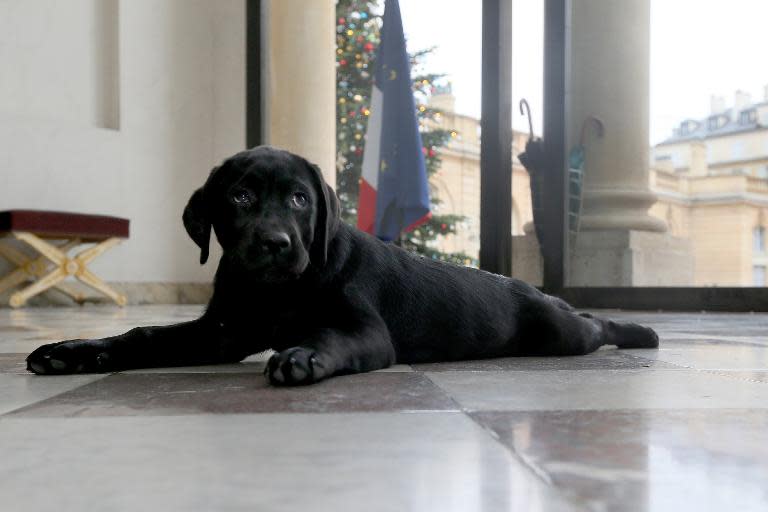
left=231, top=190, right=251, bottom=205
left=291, top=192, right=309, bottom=209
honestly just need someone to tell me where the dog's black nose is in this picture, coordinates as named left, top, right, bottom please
left=260, top=232, right=291, bottom=255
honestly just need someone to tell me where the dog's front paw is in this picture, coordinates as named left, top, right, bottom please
left=265, top=347, right=327, bottom=386
left=27, top=340, right=115, bottom=375
left=616, top=323, right=660, bottom=349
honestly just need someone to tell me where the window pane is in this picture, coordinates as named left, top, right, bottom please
left=754, top=266, right=767, bottom=286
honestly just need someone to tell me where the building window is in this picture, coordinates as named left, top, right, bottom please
left=754, top=265, right=767, bottom=286
left=758, top=166, right=768, bottom=179
left=755, top=227, right=766, bottom=254
left=739, top=109, right=757, bottom=125
left=731, top=141, right=745, bottom=159
left=678, top=120, right=700, bottom=136
left=707, top=115, right=728, bottom=131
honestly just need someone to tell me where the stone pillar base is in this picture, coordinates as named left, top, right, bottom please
left=512, top=231, right=694, bottom=287
left=510, top=235, right=544, bottom=287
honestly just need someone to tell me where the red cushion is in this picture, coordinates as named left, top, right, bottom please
left=0, top=210, right=129, bottom=240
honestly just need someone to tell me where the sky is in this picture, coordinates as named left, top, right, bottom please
left=398, top=0, right=768, bottom=145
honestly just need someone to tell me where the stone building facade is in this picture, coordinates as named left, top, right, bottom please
left=651, top=89, right=768, bottom=286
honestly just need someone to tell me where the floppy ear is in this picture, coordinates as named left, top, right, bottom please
left=183, top=187, right=211, bottom=264
left=306, top=162, right=340, bottom=267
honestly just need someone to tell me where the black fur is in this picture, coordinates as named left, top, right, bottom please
left=26, top=146, right=659, bottom=385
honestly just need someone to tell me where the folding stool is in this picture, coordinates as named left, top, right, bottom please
left=0, top=210, right=130, bottom=307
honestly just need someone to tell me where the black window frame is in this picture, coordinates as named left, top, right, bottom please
left=246, top=0, right=262, bottom=148
left=480, top=0, right=768, bottom=311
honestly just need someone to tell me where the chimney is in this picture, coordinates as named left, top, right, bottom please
left=734, top=90, right=752, bottom=111
left=710, top=95, right=726, bottom=114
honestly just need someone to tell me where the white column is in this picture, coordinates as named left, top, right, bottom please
left=262, top=0, right=336, bottom=187
left=567, top=0, right=665, bottom=232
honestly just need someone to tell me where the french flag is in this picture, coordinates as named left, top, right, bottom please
left=357, top=0, right=430, bottom=241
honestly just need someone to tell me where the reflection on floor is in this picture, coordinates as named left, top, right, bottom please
left=1, top=306, right=767, bottom=511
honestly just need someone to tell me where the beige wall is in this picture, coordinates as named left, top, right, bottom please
left=429, top=109, right=533, bottom=262
left=654, top=131, right=768, bottom=176
left=639, top=169, right=768, bottom=286
left=689, top=204, right=748, bottom=286
left=0, top=0, right=246, bottom=284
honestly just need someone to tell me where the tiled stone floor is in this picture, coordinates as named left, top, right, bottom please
left=0, top=306, right=767, bottom=511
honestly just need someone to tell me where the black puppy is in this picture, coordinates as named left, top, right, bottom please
left=26, top=146, right=658, bottom=385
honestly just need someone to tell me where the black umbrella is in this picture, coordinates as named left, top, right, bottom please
left=517, top=99, right=603, bottom=259
left=517, top=99, right=548, bottom=256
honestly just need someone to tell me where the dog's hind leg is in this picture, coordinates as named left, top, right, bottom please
left=515, top=297, right=659, bottom=356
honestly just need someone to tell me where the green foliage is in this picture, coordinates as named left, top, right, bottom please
left=336, top=0, right=475, bottom=265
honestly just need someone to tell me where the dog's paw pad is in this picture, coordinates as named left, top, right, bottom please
left=26, top=340, right=113, bottom=375
left=270, top=366, right=286, bottom=383
left=266, top=348, right=324, bottom=386
left=27, top=360, right=47, bottom=374
left=49, top=358, right=68, bottom=371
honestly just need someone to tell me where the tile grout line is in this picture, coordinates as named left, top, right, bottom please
left=461, top=407, right=594, bottom=511
left=420, top=370, right=591, bottom=510
left=619, top=351, right=694, bottom=369
left=621, top=351, right=768, bottom=382
left=0, top=372, right=114, bottom=418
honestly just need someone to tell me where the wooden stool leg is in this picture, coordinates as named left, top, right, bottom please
left=0, top=268, right=30, bottom=296
left=25, top=240, right=85, bottom=304
left=0, top=240, right=31, bottom=292
left=9, top=268, right=68, bottom=308
left=5, top=234, right=84, bottom=307
left=0, top=242, right=33, bottom=267
left=0, top=240, right=34, bottom=300
left=72, top=237, right=126, bottom=306
left=76, top=267, right=127, bottom=306
left=6, top=232, right=126, bottom=307
left=12, top=232, right=69, bottom=265
left=74, top=237, right=122, bottom=264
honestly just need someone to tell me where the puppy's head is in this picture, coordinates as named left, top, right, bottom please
left=183, top=146, right=339, bottom=282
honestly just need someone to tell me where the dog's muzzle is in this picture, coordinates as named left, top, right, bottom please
left=258, top=231, right=291, bottom=257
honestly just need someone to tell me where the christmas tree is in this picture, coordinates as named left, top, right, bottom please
left=335, top=0, right=475, bottom=265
